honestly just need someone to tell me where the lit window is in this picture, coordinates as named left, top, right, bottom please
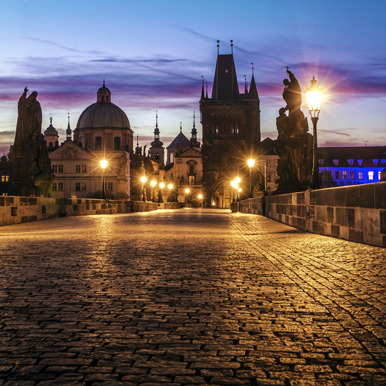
left=358, top=171, right=363, bottom=180
left=1, top=174, right=9, bottom=182
left=335, top=171, right=340, bottom=179
left=357, top=159, right=363, bottom=166
left=368, top=171, right=374, bottom=180
left=318, top=159, right=325, bottom=166
left=348, top=159, right=354, bottom=166
left=333, top=159, right=339, bottom=166
left=188, top=175, right=195, bottom=185
left=378, top=171, right=381, bottom=180
left=266, top=160, right=271, bottom=167
left=342, top=171, right=347, bottom=179
left=373, top=159, right=378, bottom=165
left=274, top=159, right=278, bottom=167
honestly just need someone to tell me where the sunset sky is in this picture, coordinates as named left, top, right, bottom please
left=0, top=0, right=385, bottom=153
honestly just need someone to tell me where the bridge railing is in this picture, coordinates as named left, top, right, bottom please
left=239, top=182, right=386, bottom=248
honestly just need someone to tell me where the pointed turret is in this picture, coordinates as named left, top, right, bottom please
left=190, top=112, right=201, bottom=148
left=66, top=113, right=72, bottom=142
left=201, top=77, right=205, bottom=100
left=249, top=65, right=259, bottom=100
left=149, top=111, right=165, bottom=164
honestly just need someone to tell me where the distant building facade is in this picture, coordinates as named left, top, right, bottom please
left=47, top=83, right=132, bottom=199
left=200, top=45, right=261, bottom=207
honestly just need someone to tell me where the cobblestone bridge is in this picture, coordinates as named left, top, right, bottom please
left=0, top=209, right=385, bottom=385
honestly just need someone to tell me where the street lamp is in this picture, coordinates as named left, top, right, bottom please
left=185, top=187, right=190, bottom=205
left=100, top=159, right=108, bottom=199
left=306, top=76, right=323, bottom=189
left=141, top=176, right=147, bottom=201
left=159, top=182, right=165, bottom=203
left=167, top=183, right=173, bottom=202
left=247, top=159, right=255, bottom=197
left=150, top=180, right=156, bottom=202
left=198, top=193, right=203, bottom=207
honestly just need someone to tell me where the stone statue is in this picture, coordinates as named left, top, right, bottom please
left=275, top=69, right=313, bottom=193
left=13, top=88, right=53, bottom=196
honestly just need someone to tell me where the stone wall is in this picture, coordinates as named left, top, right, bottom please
left=0, top=197, right=157, bottom=227
left=239, top=182, right=386, bottom=248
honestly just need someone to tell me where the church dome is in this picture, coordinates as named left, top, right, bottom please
left=76, top=82, right=131, bottom=130
left=44, top=117, right=58, bottom=136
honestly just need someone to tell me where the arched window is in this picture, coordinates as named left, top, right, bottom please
left=114, top=137, right=121, bottom=150
left=155, top=153, right=160, bottom=161
left=95, top=137, right=102, bottom=150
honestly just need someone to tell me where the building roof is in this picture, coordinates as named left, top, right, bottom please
left=317, top=146, right=386, bottom=167
left=211, top=54, right=239, bottom=101
left=43, top=117, right=58, bottom=137
left=167, top=131, right=191, bottom=149
left=76, top=83, right=131, bottom=130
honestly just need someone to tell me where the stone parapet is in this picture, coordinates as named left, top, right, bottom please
left=0, top=197, right=157, bottom=226
left=238, top=182, right=386, bottom=248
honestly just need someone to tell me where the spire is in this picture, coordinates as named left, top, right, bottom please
left=249, top=63, right=259, bottom=100
left=151, top=111, right=163, bottom=147
left=135, top=134, right=142, bottom=155
left=66, top=112, right=72, bottom=141
left=190, top=111, right=201, bottom=148
left=244, top=75, right=248, bottom=94
left=217, top=40, right=220, bottom=55
left=205, top=82, right=208, bottom=98
left=230, top=40, right=233, bottom=54
left=201, top=76, right=205, bottom=100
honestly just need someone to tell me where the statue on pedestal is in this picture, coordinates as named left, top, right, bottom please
left=13, top=88, right=53, bottom=196
left=276, top=69, right=313, bottom=192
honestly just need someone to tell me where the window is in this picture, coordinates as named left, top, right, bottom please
left=58, top=182, right=64, bottom=191
left=358, top=171, right=363, bottom=180
left=81, top=184, right=87, bottom=192
left=114, top=137, right=121, bottom=150
left=155, top=152, right=160, bottom=161
left=378, top=171, right=381, bottom=180
left=342, top=171, right=347, bottom=179
left=333, top=159, right=339, bottom=166
left=95, top=137, right=102, bottom=150
left=76, top=164, right=87, bottom=173
left=1, top=174, right=9, bottom=182
left=52, top=165, right=57, bottom=173
left=76, top=165, right=81, bottom=173
left=373, top=159, right=378, bottom=165
left=189, top=164, right=195, bottom=174
left=318, top=159, right=325, bottom=166
left=335, top=171, right=340, bottom=179
left=349, top=171, right=355, bottom=179
left=82, top=165, right=87, bottom=173
left=381, top=159, right=386, bottom=165
left=106, top=182, right=113, bottom=192
left=348, top=159, right=354, bottom=166
left=266, top=174, right=272, bottom=182
left=357, top=159, right=363, bottom=166
left=266, top=160, right=271, bottom=167
left=170, top=153, right=174, bottom=163
left=75, top=182, right=81, bottom=191
left=368, top=171, right=374, bottom=180
left=52, top=182, right=57, bottom=191
left=188, top=175, right=195, bottom=185
left=274, top=158, right=278, bottom=167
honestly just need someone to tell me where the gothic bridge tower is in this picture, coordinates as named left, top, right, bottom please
left=199, top=41, right=261, bottom=208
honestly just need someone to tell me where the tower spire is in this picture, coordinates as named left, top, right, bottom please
left=201, top=76, right=205, bottom=100
left=180, top=122, right=182, bottom=133
left=190, top=111, right=201, bottom=148
left=217, top=40, right=220, bottom=55
left=231, top=40, right=233, bottom=54
left=66, top=112, right=72, bottom=141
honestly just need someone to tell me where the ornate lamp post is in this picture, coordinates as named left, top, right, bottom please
left=159, top=182, right=165, bottom=203
left=198, top=193, right=203, bottom=207
left=150, top=180, right=156, bottom=202
left=305, top=76, right=323, bottom=189
left=185, top=188, right=190, bottom=205
left=100, top=159, right=108, bottom=199
left=140, top=176, right=147, bottom=201
left=167, top=183, right=173, bottom=202
left=247, top=159, right=255, bottom=197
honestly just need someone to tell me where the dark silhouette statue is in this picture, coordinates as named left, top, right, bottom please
left=276, top=69, right=313, bottom=192
left=13, top=88, right=53, bottom=196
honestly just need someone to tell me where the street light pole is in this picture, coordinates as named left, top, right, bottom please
left=306, top=76, right=323, bottom=189
left=247, top=159, right=255, bottom=198
left=100, top=159, right=108, bottom=199
left=141, top=176, right=147, bottom=201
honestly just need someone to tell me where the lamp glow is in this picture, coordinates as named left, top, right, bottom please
left=168, top=183, right=173, bottom=190
left=305, top=76, right=323, bottom=118
left=100, top=159, right=108, bottom=169
left=247, top=159, right=255, bottom=168
left=140, top=176, right=147, bottom=184
left=151, top=180, right=156, bottom=187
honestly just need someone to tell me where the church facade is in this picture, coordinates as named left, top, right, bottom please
left=47, top=83, right=132, bottom=199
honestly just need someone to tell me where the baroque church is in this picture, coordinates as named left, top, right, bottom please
left=46, top=83, right=132, bottom=199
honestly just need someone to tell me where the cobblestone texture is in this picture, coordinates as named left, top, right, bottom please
left=0, top=208, right=385, bottom=385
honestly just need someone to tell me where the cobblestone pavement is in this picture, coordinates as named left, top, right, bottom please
left=0, top=208, right=385, bottom=385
